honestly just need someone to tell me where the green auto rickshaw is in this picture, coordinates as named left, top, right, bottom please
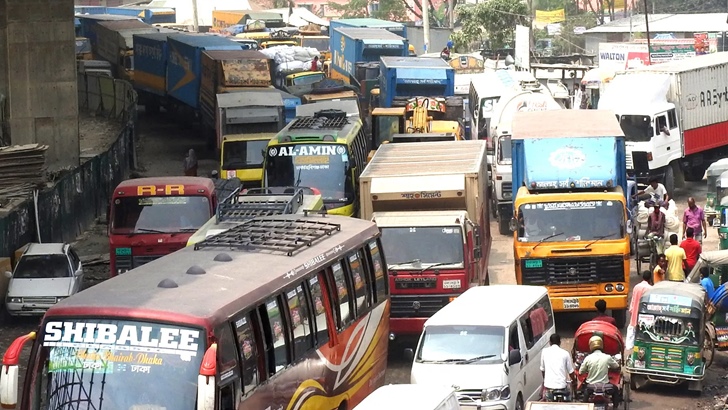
left=705, top=159, right=728, bottom=227
left=626, top=281, right=711, bottom=393
left=716, top=170, right=728, bottom=250
left=688, top=250, right=728, bottom=351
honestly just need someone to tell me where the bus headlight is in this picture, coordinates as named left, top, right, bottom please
left=605, top=284, right=614, bottom=292
left=616, top=283, right=625, bottom=292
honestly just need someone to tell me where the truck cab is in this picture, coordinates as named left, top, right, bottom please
left=220, top=133, right=276, bottom=187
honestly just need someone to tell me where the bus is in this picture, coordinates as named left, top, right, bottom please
left=0, top=214, right=390, bottom=410
left=108, top=177, right=217, bottom=276
left=263, top=106, right=369, bottom=217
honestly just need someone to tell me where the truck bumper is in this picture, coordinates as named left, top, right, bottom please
left=549, top=294, right=628, bottom=312
left=390, top=318, right=428, bottom=338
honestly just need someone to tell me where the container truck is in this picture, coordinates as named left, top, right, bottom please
left=378, top=56, right=455, bottom=108
left=510, top=110, right=630, bottom=327
left=330, top=27, right=408, bottom=85
left=489, top=85, right=562, bottom=235
left=76, top=14, right=138, bottom=44
left=105, top=6, right=177, bottom=24
left=93, top=20, right=159, bottom=81
left=359, top=140, right=491, bottom=339
left=329, top=18, right=407, bottom=39
left=166, top=35, right=243, bottom=110
left=598, top=53, right=728, bottom=194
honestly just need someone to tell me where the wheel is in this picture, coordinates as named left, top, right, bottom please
left=515, top=394, right=524, bottom=410
left=612, top=309, right=627, bottom=329
left=634, top=242, right=642, bottom=275
left=498, top=213, right=510, bottom=235
left=663, top=163, right=675, bottom=194
left=649, top=246, right=658, bottom=271
left=703, top=327, right=716, bottom=369
left=622, top=380, right=631, bottom=409
left=684, top=163, right=708, bottom=182
left=490, top=194, right=498, bottom=219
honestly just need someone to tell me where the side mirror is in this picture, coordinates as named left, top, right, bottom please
left=74, top=269, right=83, bottom=277
left=403, top=348, right=415, bottom=362
left=473, top=226, right=482, bottom=247
left=509, top=217, right=518, bottom=232
left=4, top=271, right=11, bottom=279
left=508, top=349, right=521, bottom=366
left=626, top=220, right=633, bottom=235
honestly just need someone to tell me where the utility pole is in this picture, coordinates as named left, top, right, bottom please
left=423, top=1, right=430, bottom=52
left=191, top=0, right=200, bottom=33
left=643, top=0, right=652, bottom=64
left=448, top=0, right=455, bottom=29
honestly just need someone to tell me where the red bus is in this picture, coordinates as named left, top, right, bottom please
left=0, top=214, right=390, bottom=410
left=109, top=176, right=217, bottom=276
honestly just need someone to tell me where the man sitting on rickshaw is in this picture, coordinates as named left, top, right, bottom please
left=580, top=336, right=620, bottom=403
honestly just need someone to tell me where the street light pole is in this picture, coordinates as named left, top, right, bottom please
left=643, top=0, right=652, bottom=64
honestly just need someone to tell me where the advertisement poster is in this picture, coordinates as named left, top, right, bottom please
left=598, top=43, right=649, bottom=71
left=694, top=32, right=709, bottom=55
left=535, top=9, right=565, bottom=25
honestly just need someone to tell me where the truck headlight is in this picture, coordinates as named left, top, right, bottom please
left=117, top=268, right=129, bottom=275
left=503, top=192, right=512, bottom=199
left=481, top=385, right=510, bottom=401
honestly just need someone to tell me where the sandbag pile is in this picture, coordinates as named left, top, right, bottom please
left=260, top=46, right=320, bottom=73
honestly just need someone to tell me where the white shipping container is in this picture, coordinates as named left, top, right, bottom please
left=624, top=52, right=728, bottom=132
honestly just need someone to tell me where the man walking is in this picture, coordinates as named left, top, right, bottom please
left=629, top=271, right=653, bottom=328
left=541, top=334, right=576, bottom=402
left=665, top=234, right=687, bottom=281
left=680, top=227, right=702, bottom=274
left=683, top=197, right=707, bottom=244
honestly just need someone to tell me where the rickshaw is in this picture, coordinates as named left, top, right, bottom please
left=572, top=321, right=629, bottom=409
left=705, top=158, right=728, bottom=227
left=687, top=249, right=728, bottom=353
left=715, top=170, right=728, bottom=250
left=626, top=281, right=711, bottom=393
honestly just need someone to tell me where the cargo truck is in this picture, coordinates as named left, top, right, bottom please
left=359, top=140, right=491, bottom=338
left=510, top=110, right=630, bottom=327
left=105, top=6, right=177, bottom=24
left=76, top=14, right=138, bottom=42
left=330, top=27, right=408, bottom=87
left=166, top=34, right=243, bottom=110
left=598, top=53, right=728, bottom=194
left=329, top=18, right=407, bottom=40
left=93, top=20, right=160, bottom=81
left=489, top=86, right=562, bottom=235
left=133, top=32, right=176, bottom=112
left=378, top=56, right=455, bottom=108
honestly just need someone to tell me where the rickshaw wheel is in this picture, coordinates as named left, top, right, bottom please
left=622, top=378, right=631, bottom=409
left=635, top=243, right=642, bottom=274
left=703, top=328, right=716, bottom=369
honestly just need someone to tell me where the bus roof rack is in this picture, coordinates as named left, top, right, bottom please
left=194, top=217, right=341, bottom=256
left=289, top=112, right=349, bottom=130
left=216, top=187, right=304, bottom=223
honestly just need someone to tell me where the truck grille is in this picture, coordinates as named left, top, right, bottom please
left=501, top=182, right=512, bottom=199
left=521, top=256, right=625, bottom=285
left=23, top=297, right=57, bottom=304
left=393, top=277, right=437, bottom=290
left=132, top=255, right=163, bottom=267
left=390, top=295, right=451, bottom=318
left=647, top=346, right=684, bottom=371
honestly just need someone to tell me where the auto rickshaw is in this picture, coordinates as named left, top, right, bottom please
left=705, top=158, right=728, bottom=226
left=572, top=321, right=629, bottom=409
left=626, top=281, right=710, bottom=393
left=715, top=170, right=728, bottom=250
left=687, top=249, right=728, bottom=352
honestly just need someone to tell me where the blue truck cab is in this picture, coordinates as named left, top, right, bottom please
left=329, top=27, right=409, bottom=83
left=378, top=56, right=455, bottom=108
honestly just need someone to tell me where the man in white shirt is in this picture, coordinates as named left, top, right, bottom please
left=540, top=334, right=576, bottom=401
left=635, top=177, right=667, bottom=205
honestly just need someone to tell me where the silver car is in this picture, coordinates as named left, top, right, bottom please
left=4, top=243, right=84, bottom=317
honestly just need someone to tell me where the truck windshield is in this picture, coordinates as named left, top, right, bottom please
left=301, top=38, right=329, bottom=51
left=265, top=143, right=353, bottom=204
left=31, top=319, right=204, bottom=410
left=517, top=200, right=624, bottom=242
left=619, top=115, right=652, bottom=142
left=222, top=139, right=268, bottom=170
left=497, top=135, right=512, bottom=164
left=417, top=325, right=503, bottom=363
left=111, top=196, right=211, bottom=234
left=380, top=226, right=464, bottom=267
left=293, top=73, right=325, bottom=86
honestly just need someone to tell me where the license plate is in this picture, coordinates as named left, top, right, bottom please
left=563, top=298, right=580, bottom=309
left=442, top=279, right=461, bottom=289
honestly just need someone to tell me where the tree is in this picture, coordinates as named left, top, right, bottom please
left=452, top=0, right=528, bottom=51
left=327, top=0, right=408, bottom=20
left=533, top=10, right=598, bottom=54
left=403, top=0, right=450, bottom=27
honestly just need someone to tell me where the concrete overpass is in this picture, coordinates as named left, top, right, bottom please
left=0, top=0, right=78, bottom=170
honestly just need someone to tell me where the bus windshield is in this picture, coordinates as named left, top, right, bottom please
left=265, top=143, right=353, bottom=203
left=517, top=200, right=624, bottom=242
left=111, top=196, right=211, bottom=234
left=222, top=139, right=268, bottom=170
left=380, top=226, right=464, bottom=267
left=34, top=319, right=204, bottom=410
left=293, top=73, right=325, bottom=86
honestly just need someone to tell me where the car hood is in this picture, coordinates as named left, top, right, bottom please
left=8, top=277, right=73, bottom=297
left=411, top=361, right=507, bottom=390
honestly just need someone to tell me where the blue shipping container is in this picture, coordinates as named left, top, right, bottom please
left=133, top=33, right=175, bottom=96
left=329, top=18, right=407, bottom=39
left=379, top=56, right=455, bottom=108
left=106, top=7, right=177, bottom=24
left=76, top=14, right=138, bottom=42
left=330, top=27, right=408, bottom=83
left=166, top=35, right=243, bottom=109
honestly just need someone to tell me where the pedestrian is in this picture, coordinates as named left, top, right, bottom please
left=592, top=299, right=617, bottom=326
left=664, top=233, right=687, bottom=281
left=679, top=227, right=702, bottom=274
left=629, top=271, right=653, bottom=327
left=683, top=197, right=707, bottom=244
left=646, top=202, right=666, bottom=254
left=440, top=40, right=452, bottom=60
left=635, top=177, right=668, bottom=205
left=540, top=333, right=576, bottom=402
left=579, top=84, right=589, bottom=110
left=653, top=254, right=667, bottom=284
left=311, top=56, right=321, bottom=71
left=183, top=148, right=198, bottom=176
left=700, top=267, right=715, bottom=299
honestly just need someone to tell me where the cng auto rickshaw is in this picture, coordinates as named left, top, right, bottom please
left=688, top=249, right=728, bottom=353
left=626, top=281, right=710, bottom=392
left=705, top=158, right=728, bottom=227
left=714, top=170, right=728, bottom=250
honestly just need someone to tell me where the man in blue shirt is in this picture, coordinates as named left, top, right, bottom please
left=700, top=267, right=715, bottom=300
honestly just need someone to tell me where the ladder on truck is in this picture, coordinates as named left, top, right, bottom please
left=216, top=187, right=305, bottom=223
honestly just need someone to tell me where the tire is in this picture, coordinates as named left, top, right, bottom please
left=491, top=195, right=498, bottom=219
left=612, top=309, right=627, bottom=329
left=498, top=213, right=510, bottom=235
left=635, top=242, right=642, bottom=275
left=663, top=163, right=675, bottom=194
left=515, top=395, right=524, bottom=410
left=684, top=163, right=708, bottom=182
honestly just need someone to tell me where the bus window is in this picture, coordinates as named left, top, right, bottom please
left=217, top=324, right=240, bottom=373
left=368, top=240, right=387, bottom=302
left=287, top=284, right=315, bottom=361
left=348, top=252, right=369, bottom=314
left=234, top=313, right=260, bottom=394
left=264, top=297, right=290, bottom=373
left=308, top=275, right=330, bottom=346
left=330, top=261, right=353, bottom=329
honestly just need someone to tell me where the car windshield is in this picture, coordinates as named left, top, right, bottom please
left=33, top=319, right=204, bottom=409
left=265, top=143, right=352, bottom=203
left=619, top=115, right=652, bottom=142
left=111, top=196, right=211, bottom=234
left=417, top=325, right=504, bottom=362
left=497, top=135, right=512, bottom=164
left=293, top=73, right=325, bottom=86
left=14, top=255, right=69, bottom=279
left=380, top=226, right=464, bottom=267
left=517, top=200, right=625, bottom=242
left=222, top=139, right=268, bottom=170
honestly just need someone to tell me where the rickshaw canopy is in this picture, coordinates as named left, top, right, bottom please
left=639, top=281, right=705, bottom=319
left=574, top=321, right=624, bottom=355
left=687, top=249, right=728, bottom=282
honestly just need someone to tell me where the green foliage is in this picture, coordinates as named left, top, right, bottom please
left=453, top=0, right=528, bottom=51
left=372, top=0, right=408, bottom=21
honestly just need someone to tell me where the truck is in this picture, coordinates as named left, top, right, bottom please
left=598, top=52, right=728, bottom=194
left=92, top=20, right=160, bottom=80
left=378, top=56, right=455, bottom=108
left=489, top=85, right=562, bottom=235
left=166, top=34, right=243, bottom=110
left=330, top=27, right=409, bottom=86
left=76, top=14, right=138, bottom=45
left=510, top=110, right=630, bottom=327
left=359, top=140, right=491, bottom=339
left=329, top=18, right=407, bottom=40
left=105, top=6, right=177, bottom=25
left=133, top=32, right=175, bottom=110
left=211, top=10, right=286, bottom=31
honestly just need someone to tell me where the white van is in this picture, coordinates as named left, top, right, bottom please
left=407, top=285, right=554, bottom=410
left=354, top=384, right=460, bottom=410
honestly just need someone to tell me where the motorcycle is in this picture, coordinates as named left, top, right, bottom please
left=585, top=383, right=616, bottom=410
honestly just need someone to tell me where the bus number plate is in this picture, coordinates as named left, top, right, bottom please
left=563, top=298, right=580, bottom=309
left=115, top=247, right=132, bottom=256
